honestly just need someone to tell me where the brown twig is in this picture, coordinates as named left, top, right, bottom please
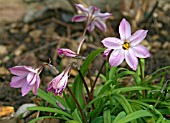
left=139, top=0, right=159, bottom=24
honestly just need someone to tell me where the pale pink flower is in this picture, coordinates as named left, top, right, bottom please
left=103, top=48, right=112, bottom=58
left=47, top=64, right=71, bottom=96
left=58, top=48, right=78, bottom=58
left=9, top=66, right=41, bottom=96
left=101, top=18, right=151, bottom=70
left=72, top=4, right=112, bottom=32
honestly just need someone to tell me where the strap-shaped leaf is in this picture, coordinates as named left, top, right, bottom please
left=115, top=110, right=152, bottom=123
left=70, top=48, right=105, bottom=109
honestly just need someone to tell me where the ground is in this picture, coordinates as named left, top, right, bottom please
left=0, top=0, right=169, bottom=122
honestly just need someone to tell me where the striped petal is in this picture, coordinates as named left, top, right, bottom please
left=9, top=66, right=29, bottom=76
left=72, top=15, right=87, bottom=22
left=87, top=21, right=95, bottom=32
left=21, top=84, right=32, bottom=96
left=75, top=4, right=88, bottom=12
left=95, top=19, right=107, bottom=32
left=32, top=75, right=40, bottom=95
left=130, top=30, right=148, bottom=46
left=125, top=48, right=138, bottom=70
left=10, top=76, right=26, bottom=88
left=119, top=18, right=131, bottom=40
left=101, top=37, right=123, bottom=49
left=132, top=44, right=151, bottom=58
left=109, top=49, right=125, bottom=66
left=27, top=72, right=37, bottom=85
left=89, top=6, right=100, bottom=14
left=96, top=13, right=112, bottom=19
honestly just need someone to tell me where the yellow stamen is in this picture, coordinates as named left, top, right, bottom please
left=123, top=42, right=130, bottom=50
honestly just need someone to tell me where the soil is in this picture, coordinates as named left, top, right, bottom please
left=0, top=0, right=170, bottom=122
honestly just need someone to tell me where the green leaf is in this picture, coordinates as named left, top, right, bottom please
left=37, top=89, right=68, bottom=109
left=142, top=66, right=170, bottom=85
left=104, top=109, right=111, bottom=123
left=71, top=48, right=105, bottom=108
left=28, top=116, right=59, bottom=123
left=116, top=110, right=152, bottom=123
left=99, top=70, right=135, bottom=95
left=72, top=109, right=82, bottom=123
left=37, top=89, right=57, bottom=107
left=112, top=111, right=126, bottom=123
left=111, top=86, right=151, bottom=94
left=66, top=120, right=80, bottom=123
left=112, top=94, right=133, bottom=114
left=91, top=116, right=116, bottom=123
left=109, top=66, right=117, bottom=80
left=28, top=106, right=72, bottom=119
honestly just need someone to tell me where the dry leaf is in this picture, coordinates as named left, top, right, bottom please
left=0, top=106, right=14, bottom=117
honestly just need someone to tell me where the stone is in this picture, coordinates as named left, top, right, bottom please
left=162, top=42, right=170, bottom=49
left=0, top=0, right=25, bottom=25
left=29, top=30, right=43, bottom=40
left=0, top=45, right=8, bottom=56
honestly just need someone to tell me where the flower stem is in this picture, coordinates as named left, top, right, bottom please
left=78, top=69, right=91, bottom=101
left=77, top=26, right=87, bottom=54
left=91, top=60, right=106, bottom=94
left=66, top=86, right=87, bottom=123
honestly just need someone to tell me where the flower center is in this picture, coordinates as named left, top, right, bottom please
left=123, top=42, right=130, bottom=50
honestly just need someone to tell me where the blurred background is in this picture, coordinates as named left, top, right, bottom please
left=0, top=0, right=169, bottom=122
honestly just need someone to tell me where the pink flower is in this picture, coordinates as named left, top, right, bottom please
left=58, top=48, right=78, bottom=58
left=103, top=48, right=112, bottom=58
left=101, top=18, right=151, bottom=70
left=47, top=64, right=71, bottom=96
left=72, top=4, right=112, bottom=32
left=9, top=66, right=41, bottom=96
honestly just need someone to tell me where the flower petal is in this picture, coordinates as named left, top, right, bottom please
left=96, top=13, right=112, bottom=19
left=109, top=49, right=124, bottom=66
left=47, top=82, right=54, bottom=92
left=21, top=84, right=32, bottom=96
left=103, top=48, right=112, bottom=58
left=32, top=75, right=40, bottom=95
left=24, top=66, right=36, bottom=73
left=57, top=75, right=68, bottom=89
left=130, top=30, right=148, bottom=46
left=125, top=48, right=138, bottom=70
left=119, top=18, right=131, bottom=40
left=101, top=37, right=123, bottom=49
left=72, top=15, right=87, bottom=22
left=52, top=72, right=64, bottom=88
left=9, top=66, right=29, bottom=76
left=27, top=72, right=36, bottom=85
left=58, top=48, right=77, bottom=58
left=87, top=21, right=95, bottom=32
left=75, top=4, right=88, bottom=12
left=10, top=76, right=26, bottom=88
left=132, top=44, right=151, bottom=58
left=89, top=6, right=100, bottom=15
left=95, top=19, right=107, bottom=32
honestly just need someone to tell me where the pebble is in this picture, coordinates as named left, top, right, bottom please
left=29, top=30, right=43, bottom=39
left=21, top=24, right=30, bottom=33
left=160, top=30, right=168, bottom=37
left=0, top=45, right=8, bottom=56
left=162, top=41, right=170, bottom=49
left=151, top=41, right=162, bottom=49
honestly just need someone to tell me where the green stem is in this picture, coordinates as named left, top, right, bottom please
left=139, top=59, right=145, bottom=98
